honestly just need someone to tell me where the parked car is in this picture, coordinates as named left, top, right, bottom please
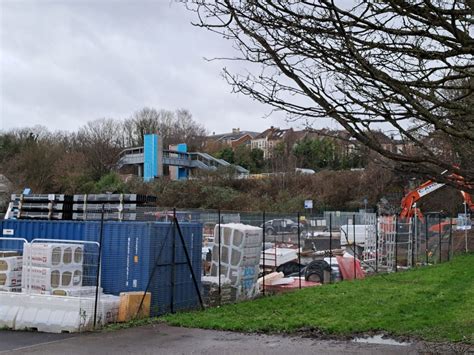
left=261, top=219, right=299, bottom=235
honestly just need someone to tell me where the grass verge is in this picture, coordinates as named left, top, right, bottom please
left=164, top=254, right=474, bottom=343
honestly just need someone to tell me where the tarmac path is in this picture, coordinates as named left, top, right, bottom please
left=0, top=323, right=438, bottom=355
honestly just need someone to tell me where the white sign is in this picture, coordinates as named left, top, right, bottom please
left=304, top=200, right=313, bottom=209
left=457, top=214, right=472, bottom=231
left=2, top=229, right=14, bottom=236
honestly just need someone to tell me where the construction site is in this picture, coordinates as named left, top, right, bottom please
left=0, top=177, right=472, bottom=334
left=1, top=1, right=473, bottom=352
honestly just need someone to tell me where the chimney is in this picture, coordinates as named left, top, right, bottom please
left=232, top=128, right=240, bottom=134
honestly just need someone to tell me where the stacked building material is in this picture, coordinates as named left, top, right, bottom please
left=0, top=251, right=22, bottom=292
left=201, top=276, right=234, bottom=307
left=210, top=223, right=263, bottom=300
left=6, top=194, right=157, bottom=221
left=72, top=194, right=157, bottom=221
left=8, top=194, right=73, bottom=220
left=260, top=248, right=298, bottom=268
left=22, top=243, right=84, bottom=294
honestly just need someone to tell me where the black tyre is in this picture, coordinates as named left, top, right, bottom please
left=266, top=228, right=276, bottom=235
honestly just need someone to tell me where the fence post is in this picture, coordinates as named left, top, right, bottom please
left=218, top=209, right=221, bottom=305
left=93, top=204, right=105, bottom=329
left=329, top=213, right=332, bottom=283
left=171, top=208, right=176, bottom=313
left=448, top=216, right=453, bottom=262
left=262, top=211, right=266, bottom=296
left=353, top=213, right=356, bottom=280
left=297, top=212, right=301, bottom=289
left=375, top=212, right=378, bottom=273
left=438, top=214, right=442, bottom=264
left=412, top=215, right=421, bottom=266
left=411, top=217, right=415, bottom=268
left=425, top=215, right=429, bottom=265
left=174, top=216, right=204, bottom=310
left=394, top=215, right=398, bottom=272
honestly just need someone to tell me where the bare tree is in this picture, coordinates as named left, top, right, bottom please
left=191, top=1, right=473, bottom=190
left=171, top=109, right=207, bottom=150
left=123, top=107, right=207, bottom=150
left=5, top=137, right=63, bottom=192
left=77, top=118, right=123, bottom=180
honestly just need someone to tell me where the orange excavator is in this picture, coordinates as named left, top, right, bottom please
left=400, top=171, right=474, bottom=222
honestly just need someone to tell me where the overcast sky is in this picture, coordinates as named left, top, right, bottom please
left=0, top=0, right=335, bottom=135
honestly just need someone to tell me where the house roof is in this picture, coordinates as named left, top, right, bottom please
left=292, top=128, right=352, bottom=142
left=208, top=131, right=259, bottom=142
left=253, top=127, right=293, bottom=140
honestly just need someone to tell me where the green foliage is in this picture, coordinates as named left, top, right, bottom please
left=200, top=185, right=239, bottom=209
left=215, top=147, right=235, bottom=164
left=94, top=172, right=126, bottom=193
left=153, top=180, right=240, bottom=210
left=293, top=137, right=335, bottom=170
left=293, top=137, right=364, bottom=171
left=80, top=181, right=98, bottom=194
left=164, top=254, right=474, bottom=343
left=250, top=148, right=265, bottom=170
left=234, top=146, right=265, bottom=173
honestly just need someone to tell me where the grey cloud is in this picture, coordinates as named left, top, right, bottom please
left=0, top=0, right=299, bottom=134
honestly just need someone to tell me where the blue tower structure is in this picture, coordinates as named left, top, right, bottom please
left=143, top=134, right=162, bottom=181
left=118, top=133, right=249, bottom=181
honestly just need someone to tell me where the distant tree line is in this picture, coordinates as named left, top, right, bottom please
left=0, top=107, right=206, bottom=193
left=214, top=136, right=367, bottom=173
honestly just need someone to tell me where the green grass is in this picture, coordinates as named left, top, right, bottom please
left=164, top=254, right=474, bottom=343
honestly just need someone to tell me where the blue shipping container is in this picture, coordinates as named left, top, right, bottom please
left=0, top=220, right=202, bottom=316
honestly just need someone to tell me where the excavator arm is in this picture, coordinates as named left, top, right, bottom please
left=400, top=170, right=473, bottom=221
left=460, top=191, right=474, bottom=212
left=400, top=180, right=445, bottom=221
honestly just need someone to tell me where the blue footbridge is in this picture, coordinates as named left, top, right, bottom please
left=117, top=134, right=249, bottom=180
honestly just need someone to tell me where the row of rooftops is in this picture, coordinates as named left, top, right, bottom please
left=207, top=126, right=404, bottom=146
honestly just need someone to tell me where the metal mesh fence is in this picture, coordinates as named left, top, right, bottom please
left=0, top=206, right=472, bottom=333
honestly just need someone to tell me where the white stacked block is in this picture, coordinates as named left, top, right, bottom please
left=0, top=286, right=22, bottom=292
left=22, top=243, right=84, bottom=295
left=24, top=243, right=84, bottom=268
left=0, top=256, right=23, bottom=291
left=0, top=270, right=22, bottom=287
left=24, top=266, right=83, bottom=294
left=211, top=223, right=262, bottom=300
left=0, top=256, right=23, bottom=272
